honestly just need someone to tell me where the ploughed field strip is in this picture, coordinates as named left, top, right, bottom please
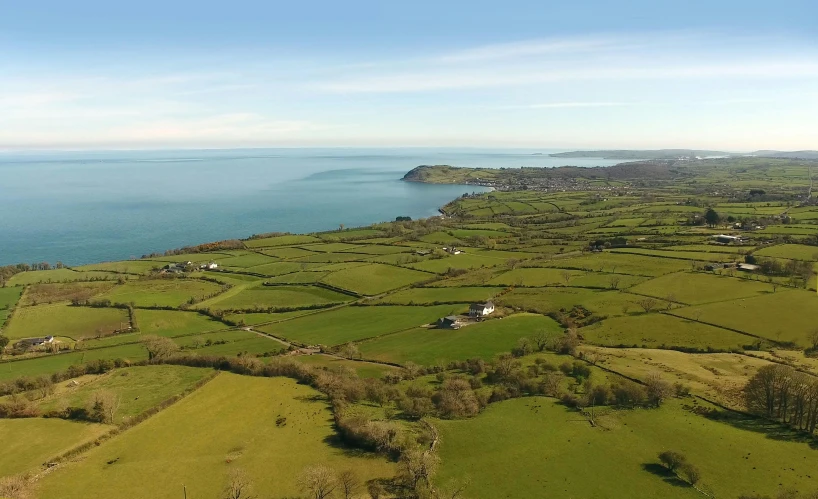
left=4, top=157, right=818, bottom=497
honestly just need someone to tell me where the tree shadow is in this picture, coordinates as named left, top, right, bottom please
left=706, top=410, right=818, bottom=449
left=641, top=463, right=691, bottom=488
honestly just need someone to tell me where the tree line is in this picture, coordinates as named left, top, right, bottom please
left=743, top=364, right=818, bottom=435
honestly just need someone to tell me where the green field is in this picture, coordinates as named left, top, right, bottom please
left=320, top=263, right=432, bottom=295
left=75, top=260, right=161, bottom=275
left=258, top=304, right=466, bottom=345
left=34, top=374, right=394, bottom=499
left=6, top=269, right=122, bottom=286
left=205, top=284, right=352, bottom=311
left=136, top=309, right=225, bottom=337
left=244, top=234, right=322, bottom=248
left=38, top=365, right=213, bottom=423
left=3, top=303, right=129, bottom=339
left=629, top=272, right=773, bottom=305
left=498, top=287, right=670, bottom=318
left=372, top=286, right=501, bottom=304
left=359, top=314, right=562, bottom=365
left=293, top=354, right=398, bottom=378
left=436, top=397, right=817, bottom=499
left=0, top=343, right=149, bottom=381
left=97, top=278, right=224, bottom=307
left=0, top=418, right=111, bottom=476
left=581, top=313, right=754, bottom=350
left=672, top=289, right=818, bottom=346
left=539, top=252, right=692, bottom=276
left=753, top=243, right=818, bottom=260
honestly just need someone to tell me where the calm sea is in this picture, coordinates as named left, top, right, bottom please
left=0, top=148, right=622, bottom=266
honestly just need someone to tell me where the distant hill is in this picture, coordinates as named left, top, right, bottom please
left=752, top=150, right=818, bottom=160
left=549, top=149, right=818, bottom=161
left=549, top=149, right=730, bottom=160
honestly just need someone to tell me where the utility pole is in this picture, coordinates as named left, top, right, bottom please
left=183, top=485, right=187, bottom=499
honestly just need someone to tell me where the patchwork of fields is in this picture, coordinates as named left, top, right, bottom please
left=3, top=158, right=818, bottom=497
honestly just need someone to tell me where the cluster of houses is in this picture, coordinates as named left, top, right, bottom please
left=161, top=261, right=218, bottom=274
left=437, top=301, right=495, bottom=329
left=442, top=247, right=464, bottom=255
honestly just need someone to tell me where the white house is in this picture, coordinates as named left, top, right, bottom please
left=469, top=301, right=495, bottom=318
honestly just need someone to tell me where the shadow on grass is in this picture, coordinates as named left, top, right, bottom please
left=707, top=410, right=818, bottom=449
left=641, top=463, right=692, bottom=488
left=320, top=433, right=393, bottom=460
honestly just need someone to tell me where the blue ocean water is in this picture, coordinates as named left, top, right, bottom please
left=0, top=148, right=621, bottom=266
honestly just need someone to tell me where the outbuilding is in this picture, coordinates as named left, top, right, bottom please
left=469, top=301, right=495, bottom=318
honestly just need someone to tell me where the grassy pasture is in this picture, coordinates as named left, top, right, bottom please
left=205, top=284, right=352, bottom=311
left=243, top=234, right=322, bottom=248
left=487, top=268, right=646, bottom=288
left=222, top=310, right=313, bottom=326
left=581, top=313, right=753, bottom=350
left=753, top=243, right=818, bottom=260
left=497, top=287, right=669, bottom=318
left=0, top=418, right=110, bottom=477
left=263, top=271, right=329, bottom=284
left=35, top=374, right=394, bottom=499
left=258, top=246, right=317, bottom=259
left=359, top=314, right=561, bottom=366
left=20, top=281, right=116, bottom=306
left=74, top=260, right=161, bottom=275
left=318, top=228, right=384, bottom=241
left=258, top=304, right=466, bottom=345
left=135, top=309, right=224, bottom=337
left=663, top=244, right=749, bottom=254
left=337, top=244, right=411, bottom=255
left=3, top=303, right=129, bottom=340
left=217, top=252, right=279, bottom=268
left=193, top=335, right=281, bottom=356
left=539, top=252, right=692, bottom=276
left=610, top=248, right=735, bottom=263
left=37, top=365, right=212, bottom=424
left=97, top=278, right=224, bottom=307
left=293, top=354, right=398, bottom=378
left=244, top=261, right=322, bottom=276
left=406, top=254, right=503, bottom=273
left=299, top=242, right=363, bottom=253
left=6, top=269, right=122, bottom=286
left=629, top=272, right=773, bottom=305
left=436, top=397, right=817, bottom=499
left=0, top=343, right=149, bottom=381
left=0, top=287, right=23, bottom=323
left=372, top=286, right=501, bottom=305
left=320, top=263, right=432, bottom=295
left=672, top=289, right=818, bottom=346
left=580, top=346, right=774, bottom=408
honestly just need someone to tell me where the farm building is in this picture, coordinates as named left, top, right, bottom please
left=199, top=262, right=218, bottom=270
left=737, top=263, right=760, bottom=272
left=469, top=301, right=495, bottom=318
left=713, top=234, right=743, bottom=244
left=442, top=247, right=463, bottom=255
left=437, top=316, right=461, bottom=329
left=13, top=336, right=54, bottom=350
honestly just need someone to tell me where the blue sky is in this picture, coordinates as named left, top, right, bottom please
left=1, top=0, right=817, bottom=150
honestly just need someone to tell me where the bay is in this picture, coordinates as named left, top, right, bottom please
left=0, top=148, right=622, bottom=266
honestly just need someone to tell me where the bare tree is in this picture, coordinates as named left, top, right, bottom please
left=608, top=275, right=621, bottom=290
left=337, top=470, right=360, bottom=499
left=399, top=449, right=440, bottom=493
left=664, top=293, right=676, bottom=310
left=222, top=468, right=256, bottom=499
left=506, top=258, right=520, bottom=270
left=636, top=298, right=658, bottom=313
left=560, top=270, right=573, bottom=286
left=434, top=477, right=472, bottom=499
left=809, top=328, right=818, bottom=351
left=299, top=464, right=338, bottom=499
left=644, top=373, right=671, bottom=407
